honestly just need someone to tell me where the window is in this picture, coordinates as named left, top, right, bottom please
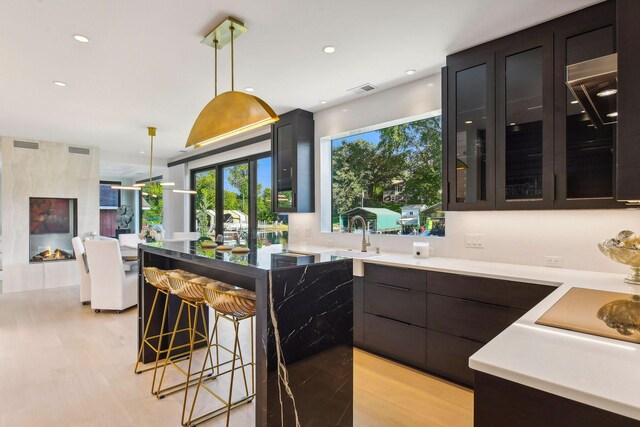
left=139, top=181, right=163, bottom=228
left=99, top=181, right=120, bottom=237
left=330, top=114, right=445, bottom=236
left=191, top=154, right=288, bottom=247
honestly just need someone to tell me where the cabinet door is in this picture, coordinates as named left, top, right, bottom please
left=553, top=8, right=622, bottom=208
left=274, top=123, right=296, bottom=211
left=447, top=51, right=496, bottom=210
left=496, top=34, right=554, bottom=209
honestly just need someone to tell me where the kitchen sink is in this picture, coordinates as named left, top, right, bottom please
left=327, top=250, right=380, bottom=259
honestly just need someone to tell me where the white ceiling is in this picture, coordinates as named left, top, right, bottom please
left=0, top=0, right=601, bottom=159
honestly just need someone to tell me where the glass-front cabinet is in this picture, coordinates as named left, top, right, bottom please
left=496, top=35, right=554, bottom=209
left=446, top=52, right=495, bottom=210
left=554, top=20, right=621, bottom=208
left=444, top=0, right=622, bottom=210
left=271, top=109, right=315, bottom=213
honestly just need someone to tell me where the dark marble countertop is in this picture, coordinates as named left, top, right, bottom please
left=139, top=240, right=349, bottom=273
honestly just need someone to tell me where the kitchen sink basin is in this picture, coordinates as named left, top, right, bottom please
left=327, top=250, right=380, bottom=259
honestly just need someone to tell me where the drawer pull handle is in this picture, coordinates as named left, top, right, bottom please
left=375, top=314, right=412, bottom=326
left=377, top=283, right=411, bottom=292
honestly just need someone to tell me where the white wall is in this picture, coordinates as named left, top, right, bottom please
left=288, top=74, right=640, bottom=274
left=1, top=137, right=99, bottom=293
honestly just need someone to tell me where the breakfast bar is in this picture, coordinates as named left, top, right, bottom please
left=137, top=241, right=354, bottom=426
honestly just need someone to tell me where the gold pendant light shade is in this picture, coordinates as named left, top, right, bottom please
left=186, top=17, right=278, bottom=149
left=186, top=91, right=278, bottom=148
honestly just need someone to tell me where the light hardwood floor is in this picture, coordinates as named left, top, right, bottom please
left=0, top=286, right=473, bottom=426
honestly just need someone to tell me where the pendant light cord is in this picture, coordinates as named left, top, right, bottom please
left=149, top=132, right=154, bottom=183
left=214, top=38, right=218, bottom=97
left=230, top=24, right=235, bottom=91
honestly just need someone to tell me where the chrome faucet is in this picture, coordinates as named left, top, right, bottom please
left=349, top=215, right=371, bottom=252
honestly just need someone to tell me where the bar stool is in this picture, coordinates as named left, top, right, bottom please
left=155, top=273, right=218, bottom=420
left=135, top=267, right=197, bottom=394
left=185, top=282, right=256, bottom=427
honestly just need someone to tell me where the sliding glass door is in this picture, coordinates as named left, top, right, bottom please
left=191, top=153, right=288, bottom=247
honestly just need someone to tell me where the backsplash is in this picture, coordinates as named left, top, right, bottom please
left=288, top=209, right=640, bottom=274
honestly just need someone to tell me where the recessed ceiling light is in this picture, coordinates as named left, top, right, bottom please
left=405, top=69, right=416, bottom=75
left=427, top=83, right=434, bottom=87
left=323, top=46, right=336, bottom=54
left=319, top=100, right=327, bottom=104
left=465, top=120, right=473, bottom=124
left=244, top=87, right=254, bottom=92
left=139, top=150, right=145, bottom=154
left=510, top=122, right=516, bottom=126
left=72, top=34, right=90, bottom=43
left=597, top=88, right=617, bottom=97
left=53, top=81, right=67, bottom=87
left=581, top=110, right=586, bottom=113
left=570, top=100, right=579, bottom=104
left=341, top=108, right=348, bottom=112
left=607, top=111, right=618, bottom=118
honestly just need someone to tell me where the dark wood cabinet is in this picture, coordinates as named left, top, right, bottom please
left=444, top=0, right=626, bottom=210
left=271, top=109, right=314, bottom=213
left=356, top=264, right=554, bottom=388
left=496, top=33, right=554, bottom=209
left=446, top=50, right=496, bottom=211
left=475, top=372, right=640, bottom=427
left=616, top=0, right=640, bottom=203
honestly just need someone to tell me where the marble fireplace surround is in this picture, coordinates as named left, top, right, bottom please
left=1, top=137, right=100, bottom=293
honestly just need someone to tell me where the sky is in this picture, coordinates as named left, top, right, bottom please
left=332, top=130, right=381, bottom=148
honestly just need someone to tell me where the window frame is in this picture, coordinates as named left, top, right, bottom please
left=190, top=151, right=271, bottom=246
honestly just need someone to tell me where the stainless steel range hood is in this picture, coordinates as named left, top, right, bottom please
left=566, top=53, right=617, bottom=128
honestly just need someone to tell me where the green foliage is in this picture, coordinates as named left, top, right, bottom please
left=141, top=182, right=163, bottom=226
left=226, top=164, right=249, bottom=212
left=332, top=116, right=442, bottom=219
left=194, top=169, right=216, bottom=233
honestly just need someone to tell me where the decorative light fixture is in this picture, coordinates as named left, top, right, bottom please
left=186, top=17, right=279, bottom=149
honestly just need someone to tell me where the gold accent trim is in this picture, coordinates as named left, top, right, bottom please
left=200, top=17, right=247, bottom=50
left=186, top=91, right=279, bottom=148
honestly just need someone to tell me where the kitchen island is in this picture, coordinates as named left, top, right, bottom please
left=137, top=241, right=354, bottom=426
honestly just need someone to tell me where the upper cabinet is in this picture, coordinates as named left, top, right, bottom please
left=616, top=0, right=640, bottom=203
left=444, top=0, right=629, bottom=210
left=271, top=109, right=315, bottom=213
left=446, top=51, right=495, bottom=210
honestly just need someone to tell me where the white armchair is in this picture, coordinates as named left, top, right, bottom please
left=84, top=239, right=137, bottom=313
left=71, top=236, right=91, bottom=305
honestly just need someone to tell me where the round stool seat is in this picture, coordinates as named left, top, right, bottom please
left=203, top=284, right=256, bottom=319
left=166, top=273, right=228, bottom=303
left=143, top=267, right=198, bottom=291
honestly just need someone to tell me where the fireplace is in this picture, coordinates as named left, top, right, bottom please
left=29, top=197, right=78, bottom=263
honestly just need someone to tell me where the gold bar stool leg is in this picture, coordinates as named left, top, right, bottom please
left=181, top=302, right=200, bottom=426
left=225, top=321, right=240, bottom=427
left=134, top=285, right=160, bottom=374
left=155, top=299, right=185, bottom=397
left=150, top=290, right=170, bottom=394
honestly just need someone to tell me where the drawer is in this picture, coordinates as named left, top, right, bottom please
left=427, top=272, right=555, bottom=310
left=363, top=313, right=426, bottom=369
left=365, top=282, right=426, bottom=327
left=426, top=330, right=483, bottom=388
left=427, top=294, right=525, bottom=343
left=365, top=263, right=427, bottom=292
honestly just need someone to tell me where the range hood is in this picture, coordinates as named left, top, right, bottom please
left=566, top=53, right=617, bottom=128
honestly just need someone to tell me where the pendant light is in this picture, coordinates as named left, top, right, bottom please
left=112, top=127, right=194, bottom=194
left=185, top=17, right=279, bottom=149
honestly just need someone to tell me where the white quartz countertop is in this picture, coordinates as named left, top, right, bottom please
left=286, top=244, right=640, bottom=420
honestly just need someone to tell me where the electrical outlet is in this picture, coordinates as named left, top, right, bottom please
left=304, top=227, right=311, bottom=238
left=465, top=233, right=485, bottom=249
left=544, top=256, right=563, bottom=268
